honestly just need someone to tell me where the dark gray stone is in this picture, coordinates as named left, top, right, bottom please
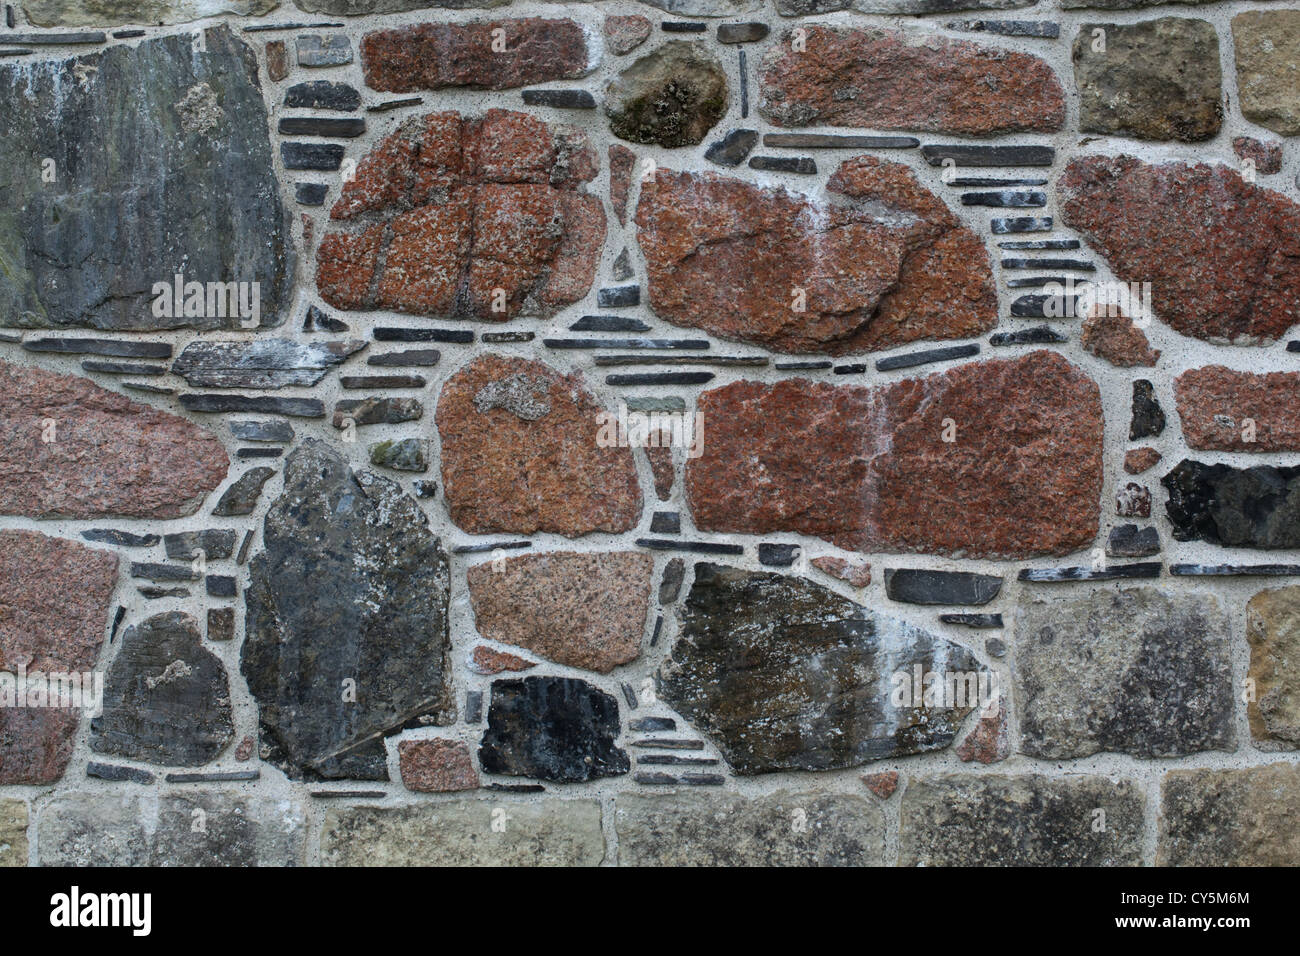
left=946, top=19, right=1059, bottom=37
left=341, top=374, right=426, bottom=389
left=212, top=466, right=276, bottom=517
left=921, top=144, right=1054, bottom=167
left=172, top=338, right=365, bottom=389
left=284, top=80, right=360, bottom=111
left=650, top=512, right=682, bottom=534
left=612, top=247, right=634, bottom=281
left=748, top=156, right=816, bottom=174
left=520, top=89, right=596, bottom=109
left=1164, top=460, right=1300, bottom=549
left=1130, top=379, right=1166, bottom=439
left=163, top=529, right=236, bottom=561
left=80, top=360, right=167, bottom=375
left=990, top=216, right=1053, bottom=233
left=282, top=141, right=345, bottom=170
left=607, top=372, right=714, bottom=386
left=884, top=568, right=1002, bottom=606
left=659, top=558, right=686, bottom=604
left=333, top=397, right=423, bottom=428
left=278, top=117, right=366, bottom=137
left=940, top=613, right=1004, bottom=628
left=989, top=326, right=1068, bottom=345
left=81, top=529, right=159, bottom=547
left=717, top=22, right=768, bottom=43
left=206, top=576, right=236, bottom=598
left=296, top=182, right=329, bottom=206
left=373, top=327, right=473, bottom=343
left=367, top=349, right=441, bottom=366
left=181, top=394, right=325, bottom=417
left=704, top=128, right=758, bottom=166
left=757, top=542, right=799, bottom=566
left=1011, top=293, right=1081, bottom=318
left=230, top=420, right=294, bottom=443
left=1107, top=524, right=1160, bottom=558
left=242, top=440, right=454, bottom=780
left=875, top=344, right=980, bottom=371
left=130, top=562, right=196, bottom=582
left=1002, top=257, right=1095, bottom=271
left=368, top=438, right=428, bottom=472
left=597, top=285, right=641, bottom=308
left=22, top=338, right=172, bottom=358
left=85, top=762, right=154, bottom=784
left=1018, top=562, right=1161, bottom=582
left=570, top=314, right=651, bottom=332
left=961, top=190, right=1047, bottom=207
left=764, top=133, right=918, bottom=148
left=296, top=34, right=351, bottom=67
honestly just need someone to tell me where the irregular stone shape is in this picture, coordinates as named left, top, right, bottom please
left=0, top=800, right=26, bottom=867
left=90, top=612, right=234, bottom=767
left=317, top=109, right=604, bottom=322
left=333, top=397, right=422, bottom=428
left=171, top=339, right=366, bottom=388
left=1163, top=460, right=1300, bottom=549
left=812, top=556, right=872, bottom=587
left=212, top=466, right=276, bottom=517
left=368, top=438, right=428, bottom=472
left=955, top=698, right=1008, bottom=763
left=321, top=800, right=604, bottom=867
left=0, top=28, right=291, bottom=330
left=659, top=558, right=686, bottom=604
left=1175, top=366, right=1300, bottom=452
left=361, top=19, right=592, bottom=93
left=24, top=0, right=276, bottom=26
left=478, top=676, right=630, bottom=783
left=1130, top=379, right=1164, bottom=440
left=468, top=552, right=652, bottom=673
left=660, top=564, right=986, bottom=774
left=469, top=646, right=535, bottom=675
left=686, top=352, right=1102, bottom=558
left=780, top=0, right=1034, bottom=11
left=1015, top=588, right=1234, bottom=758
left=285, top=81, right=361, bottom=112
left=436, top=354, right=642, bottom=536
left=266, top=39, right=288, bottom=81
left=1233, top=12, right=1300, bottom=137
left=1107, top=524, right=1160, bottom=558
left=862, top=771, right=899, bottom=799
left=164, top=529, right=236, bottom=561
left=1058, top=155, right=1300, bottom=345
left=758, top=26, right=1064, bottom=135
left=605, top=14, right=652, bottom=55
left=606, top=42, right=728, bottom=148
left=616, top=792, right=886, bottom=866
left=0, top=530, right=116, bottom=673
left=1115, top=482, right=1150, bottom=518
left=242, top=440, right=454, bottom=780
left=1160, top=763, right=1300, bottom=865
left=900, top=774, right=1145, bottom=866
left=704, top=128, right=758, bottom=167
left=398, top=739, right=479, bottom=793
left=0, top=707, right=79, bottom=785
left=1081, top=308, right=1159, bottom=367
left=1073, top=18, right=1221, bottom=142
left=644, top=438, right=674, bottom=500
left=297, top=34, right=350, bottom=67
left=1234, top=136, right=1283, bottom=176
left=0, top=360, right=228, bottom=519
left=636, top=157, right=995, bottom=355
left=1246, top=586, right=1300, bottom=747
left=38, top=791, right=306, bottom=866
left=1124, top=447, right=1161, bottom=475
left=884, top=568, right=1001, bottom=606
left=609, top=144, right=636, bottom=227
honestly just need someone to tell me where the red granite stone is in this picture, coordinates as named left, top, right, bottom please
left=862, top=771, right=900, bottom=799
left=469, top=645, right=536, bottom=675
left=0, top=707, right=79, bottom=785
left=644, top=430, right=675, bottom=501
left=604, top=14, right=652, bottom=56
left=398, top=739, right=479, bottom=793
left=1081, top=307, right=1160, bottom=367
left=1124, top=447, right=1162, bottom=475
left=811, top=556, right=872, bottom=588
left=609, top=144, right=636, bottom=227
left=1175, top=366, right=1300, bottom=451
left=955, top=699, right=1009, bottom=765
left=1233, top=136, right=1283, bottom=175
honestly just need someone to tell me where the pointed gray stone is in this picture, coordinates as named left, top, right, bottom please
left=172, top=339, right=366, bottom=388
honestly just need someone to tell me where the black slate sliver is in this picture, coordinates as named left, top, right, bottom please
left=243, top=21, right=345, bottom=31
left=921, top=145, right=1055, bottom=167
left=990, top=326, right=1068, bottom=345
left=950, top=177, right=1048, bottom=187
left=834, top=363, right=867, bottom=375
left=776, top=360, right=833, bottom=370
left=373, top=327, right=473, bottom=343
left=163, top=771, right=260, bottom=783
left=607, top=372, right=715, bottom=386
left=543, top=338, right=709, bottom=350
left=1011, top=294, right=1082, bottom=319
left=939, top=613, right=1004, bottom=628
left=629, top=717, right=676, bottom=732
left=0, top=31, right=106, bottom=44
left=1018, top=563, right=1162, bottom=582
left=884, top=568, right=1003, bottom=606
left=295, top=182, right=329, bottom=206
left=82, top=529, right=161, bottom=548
left=181, top=394, right=325, bottom=418
left=1130, top=380, right=1166, bottom=440
left=961, top=190, right=1047, bottom=208
left=763, top=133, right=918, bottom=149
left=452, top=541, right=531, bottom=554
left=25, top=338, right=172, bottom=358
left=1007, top=275, right=1077, bottom=288
left=1171, top=563, right=1300, bottom=577
left=945, top=19, right=1060, bottom=38
left=520, top=89, right=596, bottom=109
left=638, top=754, right=720, bottom=765
left=999, top=239, right=1082, bottom=250
left=662, top=21, right=707, bottom=32
left=367, top=349, right=441, bottom=366
left=86, top=762, right=155, bottom=784
left=635, top=539, right=744, bottom=555
left=1002, top=258, right=1096, bottom=271
left=595, top=355, right=766, bottom=367
left=481, top=331, right=534, bottom=343
left=284, top=80, right=360, bottom=111
left=304, top=305, right=348, bottom=332
left=597, top=285, right=640, bottom=308
left=279, top=117, right=366, bottom=138
left=81, top=360, right=167, bottom=375
left=281, top=141, right=345, bottom=170
left=570, top=315, right=651, bottom=332
left=340, top=374, right=426, bottom=389
left=876, top=343, right=979, bottom=371
left=704, top=128, right=758, bottom=167
left=990, top=217, right=1053, bottom=234
left=749, top=156, right=817, bottom=174
left=367, top=96, right=423, bottom=112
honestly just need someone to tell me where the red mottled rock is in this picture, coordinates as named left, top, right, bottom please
left=0, top=530, right=117, bottom=673
left=758, top=26, right=1064, bottom=136
left=955, top=699, right=1009, bottom=765
left=318, top=110, right=604, bottom=321
left=862, top=771, right=899, bottom=799
left=605, top=14, right=651, bottom=56
left=635, top=157, right=996, bottom=355
left=811, top=556, right=872, bottom=588
left=266, top=40, right=288, bottom=82
left=467, top=551, right=653, bottom=673
left=1175, top=366, right=1300, bottom=451
left=685, top=351, right=1103, bottom=558
left=1081, top=307, right=1160, bottom=368
left=437, top=354, right=642, bottom=535
left=469, top=645, right=536, bottom=675
left=0, top=360, right=228, bottom=519
left=1124, top=447, right=1162, bottom=475
left=609, top=144, right=636, bottom=227
left=1233, top=136, right=1283, bottom=175
left=644, top=430, right=675, bottom=500
left=398, top=739, right=479, bottom=793
left=234, top=735, right=255, bottom=762
left=0, top=707, right=79, bottom=785
left=1116, top=482, right=1151, bottom=519
left=1059, top=155, right=1300, bottom=345
left=361, top=19, right=592, bottom=93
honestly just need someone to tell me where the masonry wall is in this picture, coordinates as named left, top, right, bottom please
left=1, top=0, right=1300, bottom=867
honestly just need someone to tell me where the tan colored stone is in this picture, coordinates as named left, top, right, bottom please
left=1160, top=763, right=1300, bottom=865
left=1233, top=11, right=1300, bottom=137
left=1246, top=586, right=1300, bottom=747
left=0, top=800, right=27, bottom=867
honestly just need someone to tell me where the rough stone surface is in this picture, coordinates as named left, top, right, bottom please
left=1058, top=155, right=1300, bottom=345
left=758, top=26, right=1064, bottom=136
left=1232, top=11, right=1300, bottom=137
left=1080, top=308, right=1159, bottom=367
left=604, top=14, right=652, bottom=56
left=0, top=360, right=229, bottom=519
left=317, top=109, right=604, bottom=321
left=1245, top=587, right=1300, bottom=747
left=467, top=551, right=652, bottom=673
left=780, top=0, right=1035, bottom=11
left=955, top=699, right=1008, bottom=764
left=812, top=556, right=872, bottom=588
left=24, top=0, right=275, bottom=26
left=606, top=42, right=728, bottom=148
left=0, top=28, right=292, bottom=330
left=861, top=771, right=899, bottom=799
left=1234, top=136, right=1284, bottom=175
left=398, top=738, right=480, bottom=793
left=685, top=352, right=1103, bottom=558
left=322, top=800, right=605, bottom=866
left=1164, top=460, right=1300, bottom=549
left=616, top=792, right=886, bottom=866
left=212, top=466, right=276, bottom=517
left=660, top=564, right=986, bottom=774
left=1130, top=379, right=1165, bottom=440
left=1073, top=18, right=1221, bottom=142
left=1159, top=763, right=1300, bottom=866
left=636, top=157, right=996, bottom=354
left=469, top=646, right=536, bottom=675
left=242, top=440, right=454, bottom=780
left=0, top=800, right=26, bottom=867
left=172, top=339, right=366, bottom=388
left=333, top=397, right=422, bottom=428
left=436, top=354, right=642, bottom=536
left=900, top=775, right=1146, bottom=866
left=1175, top=366, right=1300, bottom=452
left=1124, top=447, right=1161, bottom=475
left=608, top=144, right=636, bottom=227
left=1015, top=588, right=1234, bottom=758
left=0, top=707, right=79, bottom=785
left=368, top=438, right=428, bottom=472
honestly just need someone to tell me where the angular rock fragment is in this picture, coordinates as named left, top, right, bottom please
left=1233, top=136, right=1283, bottom=175
left=0, top=707, right=80, bottom=785
left=1080, top=308, right=1159, bottom=367
left=1246, top=587, right=1300, bottom=747
left=1160, top=763, right=1300, bottom=865
left=1129, top=380, right=1164, bottom=439
left=368, top=438, right=428, bottom=472
left=811, top=556, right=872, bottom=588
left=1232, top=11, right=1300, bottom=137
left=1164, top=460, right=1300, bottom=549
left=171, top=339, right=366, bottom=388
left=212, top=467, right=276, bottom=517
left=163, top=530, right=236, bottom=561
left=1106, top=524, right=1160, bottom=558
left=605, top=14, right=652, bottom=56
left=398, top=739, right=479, bottom=793
left=1175, top=366, right=1300, bottom=452
left=1124, top=447, right=1161, bottom=474
left=884, top=568, right=1001, bottom=606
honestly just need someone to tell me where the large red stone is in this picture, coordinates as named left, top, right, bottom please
left=0, top=707, right=79, bottom=785
left=758, top=26, right=1064, bottom=135
left=317, top=109, right=604, bottom=322
left=635, top=157, right=996, bottom=355
left=1059, top=155, right=1300, bottom=344
left=1175, top=366, right=1300, bottom=451
left=685, top=351, right=1103, bottom=558
left=436, top=354, right=642, bottom=536
left=0, top=360, right=228, bottom=519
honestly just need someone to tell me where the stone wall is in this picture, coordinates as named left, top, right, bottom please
left=1, top=0, right=1300, bottom=867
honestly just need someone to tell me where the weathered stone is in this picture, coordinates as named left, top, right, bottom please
left=636, top=157, right=995, bottom=354
left=469, top=646, right=535, bottom=675
left=479, top=676, right=629, bottom=782
left=660, top=564, right=986, bottom=774
left=616, top=792, right=886, bottom=866
left=644, top=436, right=675, bottom=501
left=900, top=775, right=1145, bottom=866
left=0, top=800, right=25, bottom=867
left=1246, top=586, right=1300, bottom=747
left=1015, top=588, right=1234, bottom=758
left=333, top=397, right=422, bottom=428
left=182, top=394, right=324, bottom=417
left=24, top=0, right=275, bottom=27
left=0, top=360, right=228, bottom=519
left=90, top=611, right=234, bottom=766
left=285, top=80, right=360, bottom=112
left=436, top=354, right=642, bottom=536
left=468, top=552, right=652, bottom=673
left=398, top=738, right=479, bottom=793
left=1234, top=136, right=1283, bottom=175
left=1115, top=482, right=1150, bottom=519
left=1059, top=155, right=1300, bottom=345
left=686, top=352, right=1102, bottom=558
left=1124, top=447, right=1161, bottom=475
left=212, top=466, right=276, bottom=517
left=297, top=33, right=350, bottom=67
left=1081, top=308, right=1159, bottom=367
left=1129, top=379, right=1164, bottom=439
left=955, top=697, right=1008, bottom=764
left=1233, top=11, right=1300, bottom=137
left=758, top=26, right=1064, bottom=135
left=361, top=19, right=592, bottom=93
left=231, top=420, right=294, bottom=443
left=242, top=440, right=454, bottom=780
left=1106, top=524, right=1160, bottom=558
left=321, top=800, right=604, bottom=866
left=368, top=438, right=428, bottom=472
left=1159, top=763, right=1300, bottom=865
left=0, top=28, right=291, bottom=330
left=266, top=39, right=288, bottom=81
left=163, top=530, right=237, bottom=561
left=606, top=42, right=728, bottom=148
left=38, top=791, right=306, bottom=866
left=207, top=608, right=235, bottom=643
left=861, top=771, right=899, bottom=799
left=609, top=144, right=636, bottom=227
left=172, top=339, right=365, bottom=388
left=781, top=0, right=1034, bottom=11
left=811, top=556, right=872, bottom=588
left=1164, top=459, right=1300, bottom=550
left=704, top=128, right=758, bottom=167
left=884, top=568, right=1001, bottom=606
left=317, top=109, right=604, bottom=321
left=604, top=14, right=651, bottom=55
left=1175, top=366, right=1300, bottom=452
left=0, top=707, right=79, bottom=785
left=1073, top=19, right=1221, bottom=142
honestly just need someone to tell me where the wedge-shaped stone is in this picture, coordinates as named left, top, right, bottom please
left=172, top=339, right=366, bottom=389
